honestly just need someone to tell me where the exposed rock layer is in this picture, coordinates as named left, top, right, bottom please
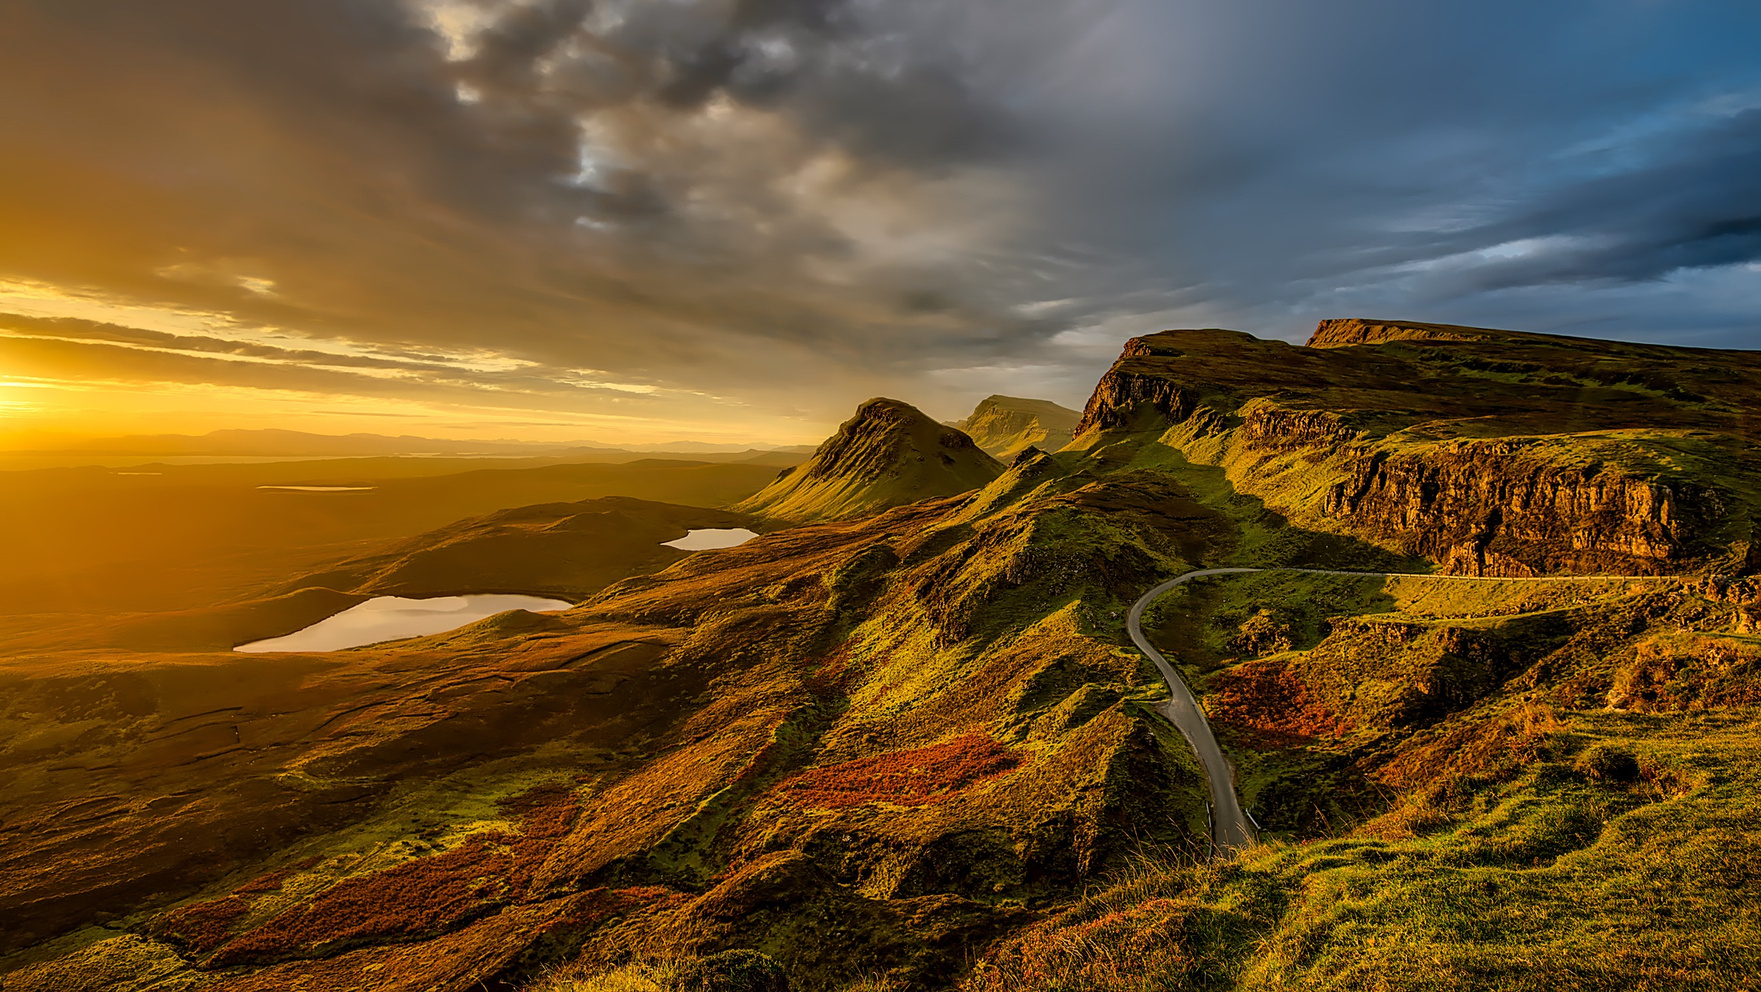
left=1075, top=319, right=1759, bottom=575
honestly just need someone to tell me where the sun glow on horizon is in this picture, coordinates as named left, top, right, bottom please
left=0, top=279, right=825, bottom=448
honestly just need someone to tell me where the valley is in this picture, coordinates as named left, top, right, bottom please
left=3, top=320, right=1759, bottom=991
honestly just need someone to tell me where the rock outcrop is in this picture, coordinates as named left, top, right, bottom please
left=1074, top=367, right=1196, bottom=436
left=1071, top=320, right=1758, bottom=575
left=1307, top=317, right=1531, bottom=348
left=1320, top=444, right=1714, bottom=576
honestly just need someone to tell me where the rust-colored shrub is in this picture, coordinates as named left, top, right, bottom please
left=769, top=733, right=1021, bottom=809
left=152, top=895, right=252, bottom=954
left=210, top=784, right=581, bottom=965
left=1207, top=660, right=1349, bottom=747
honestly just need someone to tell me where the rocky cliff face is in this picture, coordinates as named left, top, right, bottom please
left=1320, top=444, right=1715, bottom=576
left=1306, top=317, right=1521, bottom=348
left=1239, top=402, right=1357, bottom=452
left=1072, top=321, right=1758, bottom=576
left=1074, top=366, right=1196, bottom=436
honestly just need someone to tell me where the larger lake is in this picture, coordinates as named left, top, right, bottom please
left=663, top=528, right=759, bottom=550
left=234, top=594, right=573, bottom=653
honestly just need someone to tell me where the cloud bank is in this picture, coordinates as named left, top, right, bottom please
left=1, top=0, right=1757, bottom=439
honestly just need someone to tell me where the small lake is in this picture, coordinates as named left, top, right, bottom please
left=663, top=528, right=760, bottom=550
left=257, top=485, right=377, bottom=492
left=234, top=594, right=573, bottom=653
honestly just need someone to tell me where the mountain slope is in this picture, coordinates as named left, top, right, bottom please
left=950, top=395, right=1082, bottom=458
left=738, top=398, right=1004, bottom=522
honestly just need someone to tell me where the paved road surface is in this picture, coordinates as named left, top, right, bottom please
left=1127, top=567, right=1674, bottom=856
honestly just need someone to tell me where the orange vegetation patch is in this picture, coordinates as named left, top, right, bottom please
left=152, top=857, right=328, bottom=953
left=207, top=887, right=684, bottom=992
left=770, top=734, right=1022, bottom=809
left=153, top=895, right=253, bottom=954
left=209, top=785, right=580, bottom=966
left=1206, top=660, right=1350, bottom=748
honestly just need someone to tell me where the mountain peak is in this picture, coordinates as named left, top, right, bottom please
left=738, top=398, right=1003, bottom=522
left=950, top=395, right=1081, bottom=458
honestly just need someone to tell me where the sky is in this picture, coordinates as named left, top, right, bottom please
left=1, top=0, right=1758, bottom=446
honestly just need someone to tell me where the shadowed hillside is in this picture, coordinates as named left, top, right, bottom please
left=289, top=496, right=766, bottom=602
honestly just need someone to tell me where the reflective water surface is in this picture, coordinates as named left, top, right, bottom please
left=234, top=594, right=572, bottom=652
left=662, top=527, right=759, bottom=550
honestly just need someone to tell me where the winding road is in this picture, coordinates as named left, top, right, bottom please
left=1127, top=567, right=1676, bottom=856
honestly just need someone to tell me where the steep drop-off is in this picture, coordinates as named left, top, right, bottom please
left=1073, top=320, right=1760, bottom=576
left=739, top=398, right=1004, bottom=522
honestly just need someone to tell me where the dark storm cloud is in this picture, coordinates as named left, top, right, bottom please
left=1427, top=108, right=1761, bottom=292
left=1, top=0, right=1757, bottom=434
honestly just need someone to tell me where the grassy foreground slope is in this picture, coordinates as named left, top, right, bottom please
left=4, top=320, right=1760, bottom=991
left=962, top=569, right=1761, bottom=991
left=1, top=478, right=1222, bottom=989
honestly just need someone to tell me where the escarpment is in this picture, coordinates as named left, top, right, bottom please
left=1073, top=320, right=1760, bottom=576
left=1307, top=317, right=1533, bottom=348
left=1074, top=366, right=1196, bottom=435
left=1320, top=445, right=1715, bottom=576
left=1238, top=402, right=1358, bottom=452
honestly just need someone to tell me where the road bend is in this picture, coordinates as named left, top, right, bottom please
left=1127, top=567, right=1677, bottom=856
